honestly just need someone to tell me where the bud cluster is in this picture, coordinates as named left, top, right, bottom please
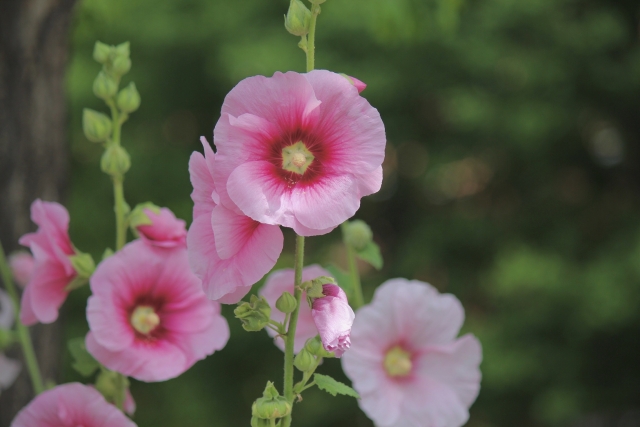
left=234, top=295, right=272, bottom=332
left=251, top=382, right=291, bottom=427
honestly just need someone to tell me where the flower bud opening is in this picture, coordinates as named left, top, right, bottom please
left=131, top=306, right=160, bottom=335
left=384, top=346, right=412, bottom=377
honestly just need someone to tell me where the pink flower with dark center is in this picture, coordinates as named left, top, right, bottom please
left=8, top=251, right=35, bottom=288
left=342, top=279, right=482, bottom=427
left=136, top=208, right=187, bottom=248
left=10, top=383, right=137, bottom=427
left=86, top=240, right=229, bottom=382
left=213, top=70, right=385, bottom=236
left=187, top=137, right=284, bottom=303
left=0, top=289, right=21, bottom=394
left=259, top=265, right=333, bottom=353
left=18, top=200, right=77, bottom=325
left=311, top=283, right=355, bottom=358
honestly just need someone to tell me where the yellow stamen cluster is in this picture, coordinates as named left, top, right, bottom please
left=384, top=346, right=412, bottom=377
left=282, top=141, right=314, bottom=175
left=131, top=305, right=160, bottom=335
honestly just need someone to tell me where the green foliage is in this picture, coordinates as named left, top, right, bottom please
left=67, top=337, right=99, bottom=377
left=313, top=374, right=360, bottom=399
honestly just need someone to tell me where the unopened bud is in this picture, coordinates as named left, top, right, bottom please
left=116, top=82, right=141, bottom=113
left=93, top=71, right=118, bottom=100
left=93, top=41, right=112, bottom=64
left=304, top=335, right=333, bottom=357
left=69, top=252, right=96, bottom=281
left=252, top=382, right=291, bottom=419
left=101, top=144, right=131, bottom=176
left=302, top=276, right=336, bottom=299
left=294, top=348, right=316, bottom=372
left=83, top=109, right=112, bottom=143
left=275, top=291, right=297, bottom=314
left=110, top=56, right=131, bottom=77
left=343, top=220, right=373, bottom=251
left=114, top=41, right=130, bottom=58
left=284, top=0, right=312, bottom=36
left=234, top=295, right=271, bottom=332
left=309, top=0, right=326, bottom=4
left=94, top=370, right=119, bottom=401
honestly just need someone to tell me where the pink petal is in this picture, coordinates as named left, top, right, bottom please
left=137, top=208, right=187, bottom=248
left=311, top=284, right=355, bottom=357
left=348, top=75, right=367, bottom=93
left=8, top=251, right=35, bottom=288
left=355, top=165, right=383, bottom=197
left=18, top=284, right=37, bottom=326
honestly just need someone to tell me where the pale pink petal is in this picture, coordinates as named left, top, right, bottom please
left=400, top=377, right=470, bottom=427
left=137, top=208, right=187, bottom=248
left=358, top=383, right=405, bottom=427
left=355, top=165, right=383, bottom=197
left=8, top=252, right=35, bottom=288
left=189, top=151, right=217, bottom=220
left=311, top=284, right=355, bottom=357
left=0, top=354, right=21, bottom=391
left=124, top=389, right=136, bottom=416
left=348, top=75, right=367, bottom=93
left=18, top=285, right=37, bottom=326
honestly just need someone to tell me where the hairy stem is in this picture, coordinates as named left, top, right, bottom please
left=0, top=241, right=45, bottom=394
left=346, top=245, right=364, bottom=309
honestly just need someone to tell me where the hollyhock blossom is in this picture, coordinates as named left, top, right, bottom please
left=345, top=75, right=367, bottom=93
left=18, top=200, right=77, bottom=325
left=86, top=240, right=229, bottom=382
left=213, top=70, right=385, bottom=236
left=136, top=208, right=187, bottom=248
left=311, top=283, right=355, bottom=358
left=0, top=289, right=20, bottom=394
left=8, top=252, right=35, bottom=288
left=342, top=279, right=482, bottom=427
left=188, top=137, right=283, bottom=303
left=259, top=265, right=332, bottom=353
left=10, top=383, right=137, bottom=427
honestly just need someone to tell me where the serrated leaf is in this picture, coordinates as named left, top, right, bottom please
left=314, top=373, right=360, bottom=398
left=354, top=241, right=383, bottom=270
left=68, top=337, right=100, bottom=377
left=326, top=264, right=352, bottom=298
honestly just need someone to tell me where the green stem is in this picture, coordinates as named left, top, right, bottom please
left=282, top=235, right=305, bottom=427
left=346, top=245, right=364, bottom=309
left=306, top=4, right=320, bottom=73
left=113, top=371, right=127, bottom=411
left=0, top=241, right=45, bottom=394
left=113, top=177, right=126, bottom=250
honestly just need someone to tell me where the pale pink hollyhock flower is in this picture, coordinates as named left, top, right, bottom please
left=136, top=208, right=187, bottom=248
left=8, top=251, right=35, bottom=288
left=85, top=240, right=229, bottom=382
left=213, top=70, right=385, bottom=236
left=18, top=200, right=76, bottom=325
left=10, top=383, right=137, bottom=427
left=259, top=265, right=332, bottom=353
left=0, top=289, right=21, bottom=394
left=342, top=279, right=482, bottom=427
left=311, top=283, right=355, bottom=358
left=187, top=137, right=284, bottom=303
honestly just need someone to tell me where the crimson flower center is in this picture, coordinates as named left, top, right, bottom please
left=130, top=305, right=160, bottom=335
left=384, top=346, right=412, bottom=377
left=282, top=141, right=314, bottom=175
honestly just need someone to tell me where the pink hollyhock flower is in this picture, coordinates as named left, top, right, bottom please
left=342, top=279, right=482, bottom=427
left=259, top=264, right=332, bottom=353
left=85, top=240, right=229, bottom=382
left=213, top=70, right=385, bottom=236
left=0, top=289, right=21, bottom=394
left=311, top=283, right=355, bottom=358
left=345, top=75, right=367, bottom=93
left=18, top=200, right=77, bottom=325
left=187, top=137, right=284, bottom=303
left=136, top=207, right=187, bottom=248
left=8, top=251, right=35, bottom=288
left=10, top=383, right=137, bottom=427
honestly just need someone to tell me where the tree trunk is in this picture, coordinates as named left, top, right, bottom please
left=0, top=0, right=76, bottom=424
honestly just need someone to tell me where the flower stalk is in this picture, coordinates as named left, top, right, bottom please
left=0, top=240, right=45, bottom=394
left=345, top=245, right=364, bottom=309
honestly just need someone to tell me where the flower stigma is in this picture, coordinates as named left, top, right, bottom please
left=384, top=346, right=412, bottom=377
left=282, top=141, right=314, bottom=175
left=131, top=305, right=160, bottom=335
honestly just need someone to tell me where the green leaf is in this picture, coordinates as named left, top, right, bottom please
left=354, top=241, right=383, bottom=270
left=68, top=337, right=100, bottom=377
left=314, top=373, right=360, bottom=398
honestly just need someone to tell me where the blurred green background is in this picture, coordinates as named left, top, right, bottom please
left=60, top=0, right=640, bottom=426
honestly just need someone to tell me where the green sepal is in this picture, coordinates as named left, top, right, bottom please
left=252, top=381, right=291, bottom=419
left=102, top=248, right=114, bottom=260
left=313, top=373, right=360, bottom=398
left=68, top=337, right=100, bottom=377
left=353, top=241, right=383, bottom=270
left=69, top=252, right=96, bottom=279
left=234, top=295, right=271, bottom=332
left=128, top=202, right=160, bottom=233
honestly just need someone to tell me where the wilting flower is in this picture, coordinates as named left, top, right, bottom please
left=342, top=279, right=482, bottom=427
left=10, top=383, right=137, bottom=427
left=86, top=240, right=229, bottom=382
left=311, top=283, right=354, bottom=358
left=0, top=289, right=20, bottom=394
left=213, top=70, right=385, bottom=236
left=18, top=200, right=77, bottom=325
left=259, top=265, right=333, bottom=353
left=135, top=207, right=187, bottom=248
left=8, top=252, right=35, bottom=288
left=188, top=138, right=283, bottom=303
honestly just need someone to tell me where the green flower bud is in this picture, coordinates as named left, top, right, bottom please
left=110, top=56, right=131, bottom=77
left=93, top=71, right=118, bottom=100
left=66, top=252, right=95, bottom=291
left=93, top=41, right=112, bottom=64
left=343, top=220, right=373, bottom=251
left=83, top=109, right=112, bottom=143
left=309, top=0, right=326, bottom=4
left=275, top=291, right=297, bottom=314
left=94, top=370, right=121, bottom=402
left=234, top=295, right=271, bottom=332
left=294, top=348, right=316, bottom=372
left=284, top=0, right=312, bottom=37
left=252, top=382, right=292, bottom=419
left=304, top=336, right=322, bottom=355
left=116, top=82, right=141, bottom=113
left=114, top=41, right=130, bottom=58
left=251, top=417, right=274, bottom=427
left=101, top=144, right=131, bottom=177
